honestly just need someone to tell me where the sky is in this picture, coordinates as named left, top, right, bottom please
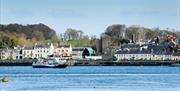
left=0, top=0, right=180, bottom=37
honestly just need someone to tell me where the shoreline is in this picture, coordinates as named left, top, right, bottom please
left=0, top=59, right=179, bottom=66
left=0, top=61, right=179, bottom=66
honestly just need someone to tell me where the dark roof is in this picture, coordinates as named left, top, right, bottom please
left=121, top=44, right=140, bottom=49
left=72, top=48, right=84, bottom=51
left=173, top=53, right=180, bottom=56
left=24, top=46, right=34, bottom=50
left=147, top=44, right=169, bottom=52
left=72, top=47, right=85, bottom=51
left=34, top=45, right=50, bottom=48
left=155, top=52, right=172, bottom=55
left=0, top=49, right=15, bottom=52
left=115, top=50, right=151, bottom=54
left=57, top=45, right=70, bottom=48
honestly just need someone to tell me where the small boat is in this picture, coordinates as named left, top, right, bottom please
left=1, top=76, right=9, bottom=83
left=32, top=57, right=68, bottom=68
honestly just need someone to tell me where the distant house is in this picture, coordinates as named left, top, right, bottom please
left=71, top=47, right=84, bottom=59
left=82, top=48, right=96, bottom=58
left=173, top=53, right=180, bottom=60
left=148, top=52, right=172, bottom=61
left=22, top=46, right=35, bottom=59
left=14, top=46, right=23, bottom=59
left=114, top=49, right=176, bottom=61
left=53, top=45, right=72, bottom=57
left=115, top=50, right=152, bottom=60
left=147, top=44, right=169, bottom=53
left=0, top=49, right=16, bottom=60
left=121, top=44, right=141, bottom=51
left=34, top=43, right=54, bottom=58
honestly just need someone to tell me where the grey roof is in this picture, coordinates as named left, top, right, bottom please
left=0, top=49, right=15, bottom=53
left=115, top=50, right=151, bottom=54
left=121, top=44, right=140, bottom=49
left=115, top=50, right=175, bottom=55
left=173, top=53, right=180, bottom=56
left=57, top=45, right=70, bottom=48
left=72, top=47, right=85, bottom=51
left=147, top=44, right=169, bottom=52
left=155, top=52, right=172, bottom=55
left=24, top=46, right=34, bottom=50
left=34, top=45, right=50, bottom=48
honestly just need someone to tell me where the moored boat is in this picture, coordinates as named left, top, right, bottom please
left=32, top=57, right=68, bottom=68
left=1, top=76, right=9, bottom=83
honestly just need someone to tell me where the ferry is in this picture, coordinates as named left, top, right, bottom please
left=32, top=57, right=68, bottom=68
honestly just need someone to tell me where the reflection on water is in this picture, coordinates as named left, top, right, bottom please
left=0, top=66, right=180, bottom=91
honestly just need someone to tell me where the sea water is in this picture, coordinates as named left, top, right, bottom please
left=0, top=66, right=180, bottom=91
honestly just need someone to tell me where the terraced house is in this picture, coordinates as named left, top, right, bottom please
left=0, top=49, right=16, bottom=60
left=34, top=43, right=54, bottom=58
left=53, top=45, right=72, bottom=58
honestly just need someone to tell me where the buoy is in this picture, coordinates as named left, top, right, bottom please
left=1, top=76, right=9, bottom=83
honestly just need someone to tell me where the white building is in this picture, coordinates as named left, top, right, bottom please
left=22, top=47, right=35, bottom=59
left=14, top=46, right=23, bottom=59
left=0, top=49, right=16, bottom=60
left=172, top=53, right=180, bottom=60
left=115, top=50, right=152, bottom=60
left=34, top=43, right=54, bottom=58
left=114, top=50, right=176, bottom=61
left=71, top=47, right=84, bottom=59
left=151, top=53, right=172, bottom=60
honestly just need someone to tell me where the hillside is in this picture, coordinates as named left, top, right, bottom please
left=0, top=23, right=57, bottom=48
left=0, top=23, right=57, bottom=40
left=102, top=24, right=180, bottom=46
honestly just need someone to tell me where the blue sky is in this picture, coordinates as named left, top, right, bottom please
left=0, top=0, right=180, bottom=36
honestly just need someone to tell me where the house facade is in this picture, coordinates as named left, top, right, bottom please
left=115, top=50, right=178, bottom=61
left=71, top=47, right=84, bottom=59
left=34, top=43, right=54, bottom=58
left=115, top=50, right=152, bottom=60
left=173, top=53, right=180, bottom=60
left=53, top=45, right=72, bottom=57
left=22, top=47, right=35, bottom=59
left=0, top=49, right=16, bottom=60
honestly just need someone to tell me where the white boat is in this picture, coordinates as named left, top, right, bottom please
left=32, top=57, right=68, bottom=68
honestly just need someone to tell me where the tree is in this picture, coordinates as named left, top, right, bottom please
left=120, top=39, right=130, bottom=44
left=32, top=31, right=45, bottom=41
left=65, top=28, right=78, bottom=40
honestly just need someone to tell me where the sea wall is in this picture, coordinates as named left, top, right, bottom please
left=0, top=59, right=37, bottom=66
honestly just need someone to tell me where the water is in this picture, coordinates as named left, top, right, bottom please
left=0, top=66, right=180, bottom=91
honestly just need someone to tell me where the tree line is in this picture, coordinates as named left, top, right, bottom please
left=0, top=23, right=57, bottom=48
left=1, top=23, right=179, bottom=48
left=101, top=24, right=180, bottom=47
